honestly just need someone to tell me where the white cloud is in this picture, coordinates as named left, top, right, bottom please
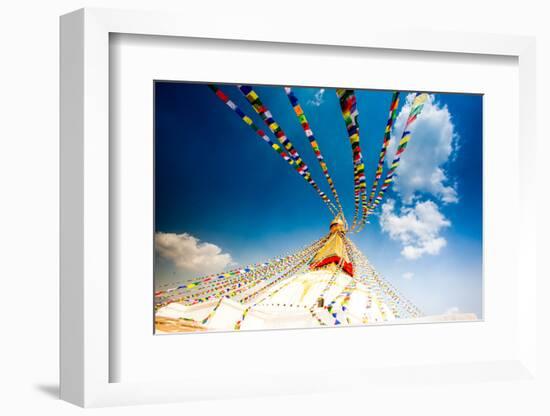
left=402, top=272, right=414, bottom=280
left=155, top=232, right=235, bottom=274
left=308, top=88, right=325, bottom=106
left=387, top=93, right=458, bottom=204
left=380, top=199, right=451, bottom=260
left=444, top=306, right=460, bottom=315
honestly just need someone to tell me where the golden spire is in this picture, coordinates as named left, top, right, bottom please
left=309, top=216, right=353, bottom=276
left=329, top=215, right=346, bottom=234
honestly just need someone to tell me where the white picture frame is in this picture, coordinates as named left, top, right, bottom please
left=60, top=7, right=538, bottom=407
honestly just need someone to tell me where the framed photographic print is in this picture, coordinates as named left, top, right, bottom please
left=60, top=7, right=538, bottom=408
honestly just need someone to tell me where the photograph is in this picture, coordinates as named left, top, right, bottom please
left=153, top=82, right=483, bottom=334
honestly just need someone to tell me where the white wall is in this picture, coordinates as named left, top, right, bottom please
left=0, top=1, right=548, bottom=414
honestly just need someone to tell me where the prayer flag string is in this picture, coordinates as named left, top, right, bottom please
left=208, top=85, right=337, bottom=215
left=284, top=87, right=344, bottom=215
left=238, top=85, right=309, bottom=172
left=336, top=89, right=367, bottom=231
left=370, top=93, right=429, bottom=211
left=237, top=85, right=338, bottom=215
left=355, top=92, right=401, bottom=231
left=154, top=236, right=328, bottom=311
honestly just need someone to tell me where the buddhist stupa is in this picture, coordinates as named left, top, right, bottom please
left=155, top=216, right=473, bottom=334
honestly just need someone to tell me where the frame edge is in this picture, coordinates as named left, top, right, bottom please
left=60, top=8, right=85, bottom=407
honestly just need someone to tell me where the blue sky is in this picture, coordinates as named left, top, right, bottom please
left=154, top=82, right=483, bottom=317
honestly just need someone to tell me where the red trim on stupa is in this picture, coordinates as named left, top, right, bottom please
left=310, top=255, right=354, bottom=276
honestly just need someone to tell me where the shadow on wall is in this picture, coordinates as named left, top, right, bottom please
left=34, top=384, right=59, bottom=399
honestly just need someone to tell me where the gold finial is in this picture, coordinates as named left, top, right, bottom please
left=329, top=215, right=346, bottom=234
